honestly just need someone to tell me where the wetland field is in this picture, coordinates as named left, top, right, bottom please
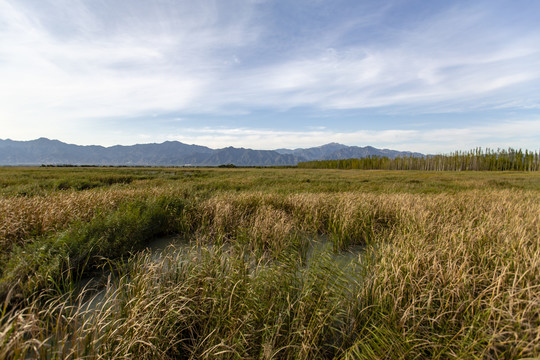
left=0, top=167, right=539, bottom=359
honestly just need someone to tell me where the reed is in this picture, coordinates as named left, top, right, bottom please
left=0, top=168, right=538, bottom=358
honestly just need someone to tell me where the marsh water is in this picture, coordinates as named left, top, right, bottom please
left=76, top=234, right=364, bottom=314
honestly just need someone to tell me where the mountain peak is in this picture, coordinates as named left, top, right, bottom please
left=0, top=138, right=422, bottom=166
left=323, top=142, right=344, bottom=146
left=319, top=142, right=347, bottom=148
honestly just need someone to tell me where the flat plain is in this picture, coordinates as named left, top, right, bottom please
left=0, top=167, right=539, bottom=359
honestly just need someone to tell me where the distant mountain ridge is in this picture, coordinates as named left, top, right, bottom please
left=0, top=138, right=422, bottom=166
left=276, top=142, right=423, bottom=161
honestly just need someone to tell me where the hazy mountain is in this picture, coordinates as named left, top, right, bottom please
left=322, top=146, right=423, bottom=160
left=0, top=138, right=214, bottom=166
left=0, top=138, right=423, bottom=166
left=183, top=147, right=303, bottom=166
left=276, top=143, right=422, bottom=161
left=105, top=142, right=213, bottom=165
left=275, top=142, right=349, bottom=160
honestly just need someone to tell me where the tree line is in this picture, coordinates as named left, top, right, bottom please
left=297, top=148, right=540, bottom=171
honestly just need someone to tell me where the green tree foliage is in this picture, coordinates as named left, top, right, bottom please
left=298, top=148, right=540, bottom=171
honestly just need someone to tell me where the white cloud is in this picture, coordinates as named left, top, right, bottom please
left=163, top=119, right=540, bottom=153
left=181, top=5, right=540, bottom=115
left=0, top=0, right=258, bottom=129
left=1, top=0, right=539, bottom=152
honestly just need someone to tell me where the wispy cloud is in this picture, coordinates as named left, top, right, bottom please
left=165, top=119, right=540, bottom=153
left=0, top=0, right=258, bottom=123
left=1, top=0, right=539, bottom=151
left=216, top=5, right=540, bottom=113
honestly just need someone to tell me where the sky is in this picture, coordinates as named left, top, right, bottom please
left=1, top=0, right=540, bottom=153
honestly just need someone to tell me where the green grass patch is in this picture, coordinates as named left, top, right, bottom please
left=0, top=196, right=189, bottom=302
left=0, top=167, right=539, bottom=359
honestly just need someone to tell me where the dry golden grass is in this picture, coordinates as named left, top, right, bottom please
left=0, top=168, right=539, bottom=358
left=195, top=189, right=540, bottom=357
left=0, top=186, right=187, bottom=250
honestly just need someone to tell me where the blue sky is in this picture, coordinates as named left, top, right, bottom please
left=1, top=0, right=539, bottom=152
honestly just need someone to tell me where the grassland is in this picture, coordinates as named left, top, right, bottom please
left=0, top=167, right=539, bottom=359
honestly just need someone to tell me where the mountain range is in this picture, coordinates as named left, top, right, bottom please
left=0, top=138, right=423, bottom=166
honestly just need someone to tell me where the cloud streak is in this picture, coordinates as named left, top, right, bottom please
left=166, top=119, right=540, bottom=153
left=0, top=0, right=258, bottom=121
left=1, top=0, right=539, bottom=152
